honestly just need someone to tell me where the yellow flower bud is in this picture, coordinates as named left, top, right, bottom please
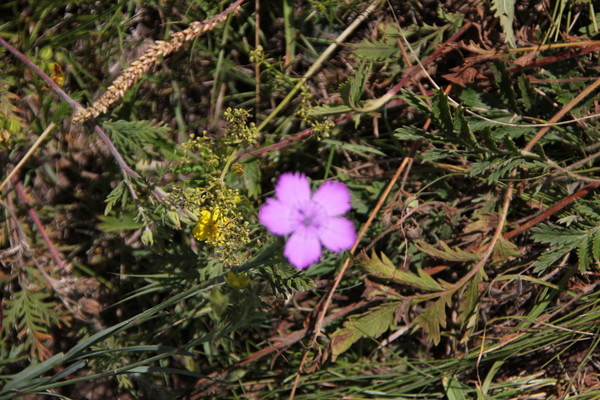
left=141, top=227, right=154, bottom=246
left=224, top=271, right=251, bottom=289
left=167, top=210, right=182, bottom=229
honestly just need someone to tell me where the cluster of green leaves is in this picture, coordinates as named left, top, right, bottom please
left=1, top=0, right=600, bottom=399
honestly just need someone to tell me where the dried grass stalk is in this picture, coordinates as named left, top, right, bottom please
left=73, top=0, right=244, bottom=124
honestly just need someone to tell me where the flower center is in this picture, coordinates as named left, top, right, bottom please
left=295, top=201, right=323, bottom=229
left=300, top=210, right=316, bottom=227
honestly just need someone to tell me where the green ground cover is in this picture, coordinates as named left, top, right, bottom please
left=0, top=0, right=599, bottom=398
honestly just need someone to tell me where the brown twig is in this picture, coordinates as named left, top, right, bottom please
left=507, top=44, right=600, bottom=74
left=523, top=77, right=600, bottom=152
left=382, top=22, right=473, bottom=99
left=237, top=113, right=352, bottom=161
left=504, top=183, right=599, bottom=240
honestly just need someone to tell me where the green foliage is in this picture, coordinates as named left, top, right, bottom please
left=102, top=119, right=175, bottom=163
left=413, top=293, right=453, bottom=346
left=0, top=77, right=25, bottom=147
left=350, top=39, right=398, bottom=61
left=1, top=0, right=599, bottom=398
left=1, top=288, right=66, bottom=360
left=330, top=302, right=398, bottom=361
left=340, top=60, right=372, bottom=111
left=362, top=251, right=442, bottom=291
left=491, top=0, right=516, bottom=47
left=531, top=223, right=600, bottom=273
left=415, top=240, right=481, bottom=263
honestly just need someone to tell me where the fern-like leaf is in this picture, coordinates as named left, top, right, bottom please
left=330, top=302, right=399, bottom=361
left=1, top=289, right=66, bottom=360
left=415, top=240, right=481, bottom=262
left=362, top=252, right=442, bottom=291
left=413, top=293, right=452, bottom=345
left=531, top=223, right=600, bottom=273
left=351, top=39, right=398, bottom=61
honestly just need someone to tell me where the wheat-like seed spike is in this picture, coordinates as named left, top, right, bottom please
left=73, top=1, right=243, bottom=124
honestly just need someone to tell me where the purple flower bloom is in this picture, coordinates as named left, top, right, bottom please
left=259, top=172, right=356, bottom=269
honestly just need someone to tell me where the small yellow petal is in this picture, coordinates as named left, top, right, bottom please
left=193, top=209, right=225, bottom=242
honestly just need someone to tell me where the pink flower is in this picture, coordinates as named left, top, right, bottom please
left=259, top=172, right=356, bottom=269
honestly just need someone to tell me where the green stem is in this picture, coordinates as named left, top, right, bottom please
left=220, top=149, right=239, bottom=181
left=256, top=0, right=383, bottom=132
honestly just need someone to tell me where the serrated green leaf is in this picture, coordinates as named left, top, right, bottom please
left=362, top=251, right=397, bottom=279
left=350, top=302, right=398, bottom=338
left=97, top=215, right=144, bottom=232
left=492, top=62, right=519, bottom=111
left=322, top=139, right=386, bottom=157
left=491, top=0, right=516, bottom=47
left=502, top=133, right=519, bottom=153
left=458, top=87, right=487, bottom=108
left=307, top=104, right=353, bottom=117
left=458, top=268, right=483, bottom=335
left=531, top=223, right=600, bottom=273
left=531, top=224, right=588, bottom=246
left=1, top=289, right=64, bottom=361
left=399, top=88, right=434, bottom=116
left=433, top=89, right=454, bottom=134
left=577, top=236, right=590, bottom=272
left=394, top=126, right=426, bottom=141
left=464, top=212, right=498, bottom=234
left=102, top=119, right=174, bottom=162
left=532, top=246, right=571, bottom=274
left=455, top=107, right=478, bottom=148
left=351, top=40, right=398, bottom=61
left=241, top=158, right=261, bottom=199
left=493, top=236, right=520, bottom=262
left=283, top=0, right=295, bottom=65
left=517, top=75, right=533, bottom=110
left=413, top=294, right=451, bottom=345
left=415, top=240, right=481, bottom=262
left=330, top=327, right=362, bottom=362
left=592, top=230, right=600, bottom=262
left=480, top=127, right=500, bottom=152
left=330, top=302, right=398, bottom=361
left=104, top=181, right=127, bottom=216
left=362, top=252, right=442, bottom=291
left=340, top=61, right=371, bottom=110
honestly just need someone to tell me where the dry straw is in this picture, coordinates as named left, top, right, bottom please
left=73, top=0, right=245, bottom=124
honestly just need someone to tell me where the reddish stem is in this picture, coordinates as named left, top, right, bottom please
left=504, top=183, right=600, bottom=240
left=13, top=179, right=67, bottom=275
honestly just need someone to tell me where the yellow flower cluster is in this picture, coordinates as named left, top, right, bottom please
left=222, top=108, right=258, bottom=147
left=192, top=209, right=226, bottom=244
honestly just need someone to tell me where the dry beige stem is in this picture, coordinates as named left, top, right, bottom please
left=73, top=1, right=244, bottom=124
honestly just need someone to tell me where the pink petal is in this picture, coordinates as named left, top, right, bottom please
left=275, top=172, right=311, bottom=207
left=284, top=226, right=322, bottom=269
left=317, top=217, right=356, bottom=252
left=312, top=181, right=352, bottom=217
left=259, top=198, right=298, bottom=235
